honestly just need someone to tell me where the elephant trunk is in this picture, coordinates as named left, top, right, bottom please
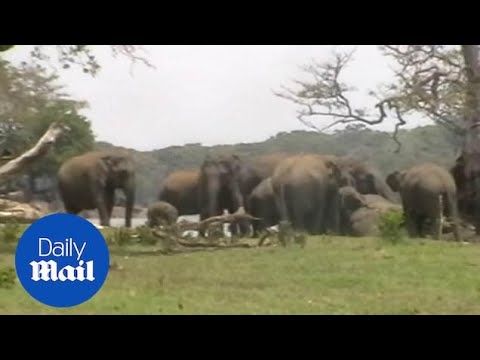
left=377, top=178, right=399, bottom=203
left=205, top=179, right=219, bottom=219
left=124, top=176, right=135, bottom=228
left=230, top=179, right=244, bottom=213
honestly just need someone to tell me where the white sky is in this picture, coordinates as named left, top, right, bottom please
left=4, top=45, right=430, bottom=151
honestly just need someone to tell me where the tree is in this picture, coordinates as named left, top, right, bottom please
left=275, top=45, right=480, bottom=233
left=0, top=45, right=153, bottom=201
left=23, top=102, right=95, bottom=197
left=0, top=45, right=154, bottom=76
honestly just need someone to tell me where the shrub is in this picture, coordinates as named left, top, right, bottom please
left=0, top=267, right=16, bottom=289
left=378, top=210, right=405, bottom=244
left=0, top=223, right=23, bottom=244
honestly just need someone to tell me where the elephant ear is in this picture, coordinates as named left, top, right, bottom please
left=386, top=171, right=402, bottom=192
left=102, top=154, right=131, bottom=176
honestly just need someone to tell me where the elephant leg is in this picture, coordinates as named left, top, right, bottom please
left=252, top=216, right=264, bottom=238
left=324, top=191, right=340, bottom=235
left=311, top=203, right=327, bottom=235
left=238, top=220, right=251, bottom=238
left=416, top=215, right=427, bottom=238
left=226, top=205, right=239, bottom=238
left=432, top=217, right=443, bottom=240
left=64, top=203, right=80, bottom=215
left=105, top=188, right=115, bottom=221
left=93, top=188, right=110, bottom=227
left=199, top=211, right=209, bottom=238
left=291, top=200, right=307, bottom=233
left=275, top=188, right=290, bottom=227
left=405, top=211, right=418, bottom=238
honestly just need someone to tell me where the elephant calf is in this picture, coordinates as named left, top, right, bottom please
left=386, top=163, right=460, bottom=241
left=247, top=177, right=279, bottom=237
left=339, top=186, right=402, bottom=237
left=147, top=201, right=179, bottom=227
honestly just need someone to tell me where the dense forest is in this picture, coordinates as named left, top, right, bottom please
left=95, top=123, right=463, bottom=206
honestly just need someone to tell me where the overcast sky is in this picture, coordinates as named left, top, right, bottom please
left=5, top=45, right=430, bottom=151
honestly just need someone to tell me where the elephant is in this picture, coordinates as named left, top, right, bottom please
left=57, top=151, right=135, bottom=228
left=341, top=157, right=399, bottom=202
left=198, top=154, right=245, bottom=237
left=339, top=186, right=402, bottom=237
left=450, top=153, right=480, bottom=235
left=158, top=170, right=200, bottom=216
left=234, top=152, right=295, bottom=236
left=147, top=201, right=179, bottom=227
left=197, top=152, right=291, bottom=238
left=271, top=154, right=344, bottom=235
left=247, top=177, right=279, bottom=237
left=386, top=162, right=460, bottom=241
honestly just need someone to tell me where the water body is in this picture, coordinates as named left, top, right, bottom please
left=86, top=215, right=240, bottom=238
left=87, top=215, right=200, bottom=228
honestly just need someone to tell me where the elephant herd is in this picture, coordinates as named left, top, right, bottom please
left=55, top=149, right=475, bottom=242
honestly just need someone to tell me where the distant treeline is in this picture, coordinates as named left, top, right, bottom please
left=94, top=124, right=463, bottom=206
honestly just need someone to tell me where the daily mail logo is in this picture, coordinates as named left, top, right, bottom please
left=15, top=214, right=109, bottom=308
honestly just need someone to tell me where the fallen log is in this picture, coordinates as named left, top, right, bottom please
left=177, top=212, right=260, bottom=232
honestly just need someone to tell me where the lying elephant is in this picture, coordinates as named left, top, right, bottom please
left=147, top=201, right=179, bottom=227
left=339, top=186, right=402, bottom=237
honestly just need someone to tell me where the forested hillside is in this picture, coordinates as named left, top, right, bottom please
left=95, top=124, right=463, bottom=206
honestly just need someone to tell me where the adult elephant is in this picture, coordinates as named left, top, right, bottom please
left=271, top=154, right=344, bottom=235
left=158, top=170, right=200, bottom=216
left=198, top=154, right=245, bottom=236
left=57, top=151, right=135, bottom=228
left=235, top=152, right=295, bottom=236
left=247, top=177, right=278, bottom=237
left=336, top=157, right=399, bottom=203
left=339, top=186, right=402, bottom=237
left=386, top=163, right=460, bottom=241
left=198, top=152, right=293, bottom=237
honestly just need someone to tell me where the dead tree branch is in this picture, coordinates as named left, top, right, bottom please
left=275, top=45, right=467, bottom=151
left=0, top=122, right=67, bottom=185
left=178, top=212, right=260, bottom=232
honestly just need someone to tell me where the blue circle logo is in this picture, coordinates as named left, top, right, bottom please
left=15, top=213, right=110, bottom=308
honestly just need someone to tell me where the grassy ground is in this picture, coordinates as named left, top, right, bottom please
left=1, top=229, right=480, bottom=314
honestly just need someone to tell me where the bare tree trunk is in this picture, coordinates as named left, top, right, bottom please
left=0, top=122, right=66, bottom=186
left=461, top=45, right=480, bottom=234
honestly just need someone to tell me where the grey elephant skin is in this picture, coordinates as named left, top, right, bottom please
left=339, top=186, right=402, bottom=237
left=247, top=177, right=278, bottom=237
left=197, top=153, right=289, bottom=237
left=147, top=201, right=179, bottom=227
left=271, top=154, right=343, bottom=235
left=334, top=157, right=399, bottom=203
left=386, top=163, right=460, bottom=241
left=57, top=151, right=136, bottom=228
left=158, top=170, right=200, bottom=216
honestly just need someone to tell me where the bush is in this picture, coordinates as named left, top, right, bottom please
left=0, top=267, right=16, bottom=289
left=0, top=223, right=23, bottom=244
left=378, top=210, right=405, bottom=244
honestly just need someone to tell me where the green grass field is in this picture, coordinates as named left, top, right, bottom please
left=1, top=232, right=480, bottom=315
